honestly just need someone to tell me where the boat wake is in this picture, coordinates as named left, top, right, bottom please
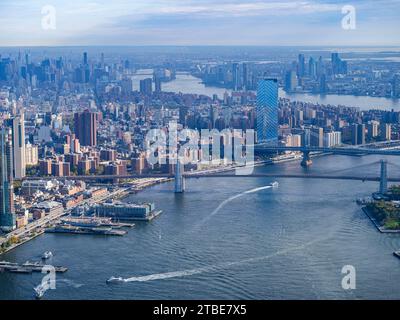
left=193, top=184, right=275, bottom=229
left=58, top=279, right=84, bottom=288
left=119, top=236, right=324, bottom=283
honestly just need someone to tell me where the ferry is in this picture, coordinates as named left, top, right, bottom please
left=34, top=284, right=46, bottom=299
left=106, top=276, right=125, bottom=284
left=393, top=251, right=400, bottom=259
left=271, top=181, right=279, bottom=188
left=42, top=251, right=53, bottom=260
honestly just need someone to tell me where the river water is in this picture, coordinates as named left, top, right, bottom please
left=134, top=70, right=400, bottom=110
left=1, top=71, right=400, bottom=300
left=1, top=154, right=400, bottom=300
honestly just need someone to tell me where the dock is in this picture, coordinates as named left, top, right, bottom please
left=45, top=225, right=127, bottom=236
left=0, top=261, right=68, bottom=274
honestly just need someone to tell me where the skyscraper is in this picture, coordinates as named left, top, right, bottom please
left=351, top=124, right=366, bottom=145
left=154, top=76, right=162, bottom=93
left=256, top=78, right=278, bottom=144
left=308, top=57, right=316, bottom=79
left=0, top=127, right=16, bottom=232
left=74, top=111, right=98, bottom=147
left=5, top=114, right=26, bottom=180
left=297, top=54, right=305, bottom=77
left=140, top=78, right=153, bottom=95
left=284, top=70, right=297, bottom=92
left=232, top=63, right=240, bottom=91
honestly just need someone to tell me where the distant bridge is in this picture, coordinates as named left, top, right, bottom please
left=24, top=172, right=400, bottom=183
left=24, top=159, right=400, bottom=194
left=254, top=145, right=400, bottom=167
left=254, top=145, right=400, bottom=156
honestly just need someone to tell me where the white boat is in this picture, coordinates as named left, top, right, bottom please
left=42, top=251, right=53, bottom=260
left=34, top=285, right=46, bottom=299
left=271, top=181, right=279, bottom=188
left=106, top=276, right=125, bottom=284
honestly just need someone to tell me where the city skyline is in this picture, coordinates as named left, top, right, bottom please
left=0, top=0, right=399, bottom=46
left=1, top=1, right=400, bottom=303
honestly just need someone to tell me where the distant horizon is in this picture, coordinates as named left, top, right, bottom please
left=1, top=45, right=400, bottom=48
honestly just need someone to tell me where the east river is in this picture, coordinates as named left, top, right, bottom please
left=1, top=74, right=400, bottom=300
left=1, top=154, right=400, bottom=299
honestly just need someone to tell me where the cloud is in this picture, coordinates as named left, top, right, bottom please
left=0, top=0, right=399, bottom=46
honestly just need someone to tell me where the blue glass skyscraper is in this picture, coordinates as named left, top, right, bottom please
left=0, top=127, right=16, bottom=231
left=256, top=78, right=278, bottom=144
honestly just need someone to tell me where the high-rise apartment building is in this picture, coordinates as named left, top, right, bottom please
left=256, top=78, right=279, bottom=144
left=74, top=111, right=98, bottom=147
left=0, top=127, right=16, bottom=231
left=5, top=114, right=26, bottom=180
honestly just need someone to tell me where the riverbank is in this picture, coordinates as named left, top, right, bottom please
left=362, top=206, right=400, bottom=233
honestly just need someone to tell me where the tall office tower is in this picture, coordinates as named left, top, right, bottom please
left=140, top=78, right=153, bottom=95
left=74, top=110, right=98, bottom=147
left=308, top=57, right=316, bottom=79
left=284, top=70, right=297, bottom=92
left=5, top=114, right=26, bottom=180
left=331, top=52, right=340, bottom=74
left=232, top=63, right=240, bottom=91
left=316, top=56, right=324, bottom=77
left=392, top=75, right=400, bottom=98
left=83, top=52, right=88, bottom=65
left=297, top=54, right=305, bottom=77
left=256, top=78, right=279, bottom=144
left=0, top=127, right=16, bottom=232
left=154, top=76, right=162, bottom=93
left=242, top=63, right=249, bottom=90
left=319, top=74, right=327, bottom=94
left=331, top=52, right=347, bottom=75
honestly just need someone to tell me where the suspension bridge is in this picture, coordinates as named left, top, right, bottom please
left=25, top=159, right=400, bottom=194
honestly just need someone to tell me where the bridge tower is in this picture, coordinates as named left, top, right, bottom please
left=175, top=158, right=185, bottom=193
left=301, top=151, right=312, bottom=167
left=379, top=159, right=388, bottom=194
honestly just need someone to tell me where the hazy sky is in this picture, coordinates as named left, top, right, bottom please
left=1, top=0, right=399, bottom=46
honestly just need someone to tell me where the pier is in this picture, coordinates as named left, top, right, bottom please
left=0, top=261, right=68, bottom=274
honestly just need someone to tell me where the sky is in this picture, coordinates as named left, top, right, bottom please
left=0, top=0, right=399, bottom=46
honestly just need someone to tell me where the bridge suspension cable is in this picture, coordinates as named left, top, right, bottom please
left=323, top=161, right=381, bottom=176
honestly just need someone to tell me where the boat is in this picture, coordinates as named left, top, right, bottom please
left=9, top=267, right=32, bottom=274
left=42, top=251, right=53, bottom=260
left=393, top=251, right=400, bottom=259
left=34, top=285, right=46, bottom=299
left=106, top=276, right=125, bottom=284
left=271, top=181, right=279, bottom=188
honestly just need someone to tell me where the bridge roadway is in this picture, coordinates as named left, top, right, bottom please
left=254, top=146, right=400, bottom=156
left=24, top=173, right=400, bottom=182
